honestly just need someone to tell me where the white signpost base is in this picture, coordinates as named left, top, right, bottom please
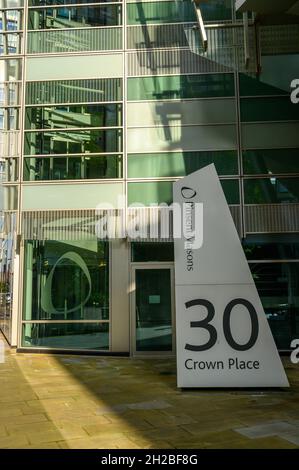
left=173, top=164, right=289, bottom=388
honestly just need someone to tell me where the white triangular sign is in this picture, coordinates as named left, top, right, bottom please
left=173, top=164, right=289, bottom=388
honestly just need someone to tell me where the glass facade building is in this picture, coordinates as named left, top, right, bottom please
left=0, top=0, right=298, bottom=354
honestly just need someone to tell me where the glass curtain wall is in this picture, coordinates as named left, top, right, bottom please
left=22, top=240, right=110, bottom=350
left=3, top=0, right=298, bottom=352
left=0, top=1, right=23, bottom=344
left=24, top=77, right=123, bottom=181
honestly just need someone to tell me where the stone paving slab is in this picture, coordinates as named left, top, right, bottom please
left=0, top=335, right=298, bottom=449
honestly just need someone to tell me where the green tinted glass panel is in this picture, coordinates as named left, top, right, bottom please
left=131, top=242, right=174, bottom=262
left=128, top=180, right=239, bottom=205
left=244, top=178, right=299, bottom=204
left=136, top=269, right=172, bottom=351
left=220, top=179, right=240, bottom=204
left=243, top=235, right=299, bottom=260
left=25, top=104, right=122, bottom=130
left=241, top=97, right=299, bottom=122
left=239, top=73, right=288, bottom=96
left=128, top=74, right=235, bottom=100
left=127, top=1, right=195, bottom=25
left=23, top=240, right=109, bottom=321
left=22, top=322, right=109, bottom=350
left=24, top=129, right=122, bottom=155
left=128, top=151, right=238, bottom=178
left=28, top=5, right=122, bottom=29
left=26, top=78, right=122, bottom=105
left=27, top=27, right=122, bottom=54
left=249, top=262, right=299, bottom=350
left=127, top=0, right=231, bottom=25
left=243, top=149, right=299, bottom=175
left=23, top=155, right=122, bottom=180
left=128, top=181, right=173, bottom=206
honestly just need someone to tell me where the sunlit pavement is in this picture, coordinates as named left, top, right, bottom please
left=0, top=335, right=298, bottom=449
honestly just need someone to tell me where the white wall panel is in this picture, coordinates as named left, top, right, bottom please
left=22, top=183, right=124, bottom=210
left=26, top=54, right=123, bottom=81
left=127, top=99, right=236, bottom=127
left=127, top=124, right=237, bottom=152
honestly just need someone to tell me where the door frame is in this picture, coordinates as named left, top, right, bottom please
left=130, top=262, right=176, bottom=357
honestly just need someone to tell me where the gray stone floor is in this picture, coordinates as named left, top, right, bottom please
left=0, top=335, right=298, bottom=449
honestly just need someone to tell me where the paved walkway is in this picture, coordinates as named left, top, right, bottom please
left=0, top=335, right=298, bottom=449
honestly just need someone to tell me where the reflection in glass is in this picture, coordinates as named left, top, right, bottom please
left=26, top=78, right=122, bottom=105
left=127, top=0, right=232, bottom=25
left=244, top=178, right=299, bottom=204
left=23, top=240, right=109, bottom=321
left=243, top=235, right=299, bottom=260
left=128, top=150, right=238, bottom=178
left=24, top=128, right=122, bottom=155
left=243, top=149, right=299, bottom=175
left=22, top=322, right=109, bottom=350
left=25, top=103, right=122, bottom=130
left=28, top=5, right=122, bottom=29
left=23, top=154, right=122, bottom=180
left=128, top=74, right=235, bottom=101
left=136, top=269, right=172, bottom=351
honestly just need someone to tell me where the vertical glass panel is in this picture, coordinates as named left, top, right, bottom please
left=135, top=269, right=172, bottom=351
left=0, top=211, right=16, bottom=345
left=22, top=322, right=109, bottom=350
left=127, top=74, right=235, bottom=100
left=243, top=149, right=299, bottom=175
left=249, top=262, right=299, bottom=350
left=128, top=151, right=238, bottom=178
left=23, top=240, right=109, bottom=321
left=0, top=58, right=22, bottom=81
left=1, top=157, right=18, bottom=181
left=244, top=178, right=299, bottom=204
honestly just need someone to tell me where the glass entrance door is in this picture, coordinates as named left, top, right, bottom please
left=132, top=266, right=174, bottom=354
